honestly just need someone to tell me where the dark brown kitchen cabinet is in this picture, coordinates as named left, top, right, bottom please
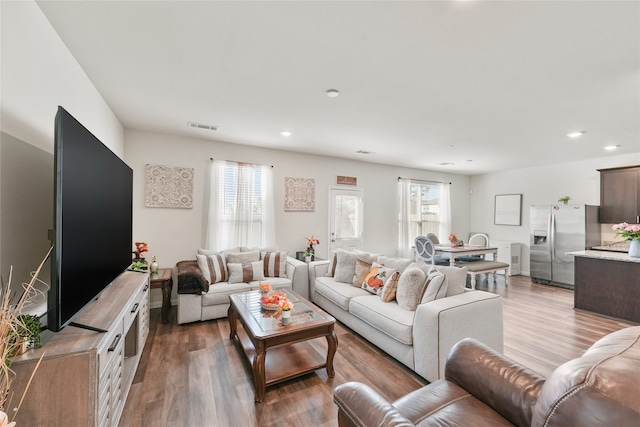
left=598, top=165, right=640, bottom=224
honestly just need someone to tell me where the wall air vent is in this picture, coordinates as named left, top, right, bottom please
left=187, top=121, right=218, bottom=131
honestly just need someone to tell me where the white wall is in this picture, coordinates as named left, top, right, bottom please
left=124, top=129, right=471, bottom=303
left=470, top=153, right=640, bottom=274
left=0, top=1, right=124, bottom=307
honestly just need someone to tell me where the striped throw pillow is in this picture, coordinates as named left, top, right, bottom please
left=261, top=251, right=288, bottom=278
left=196, top=253, right=227, bottom=285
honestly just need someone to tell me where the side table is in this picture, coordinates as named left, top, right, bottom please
left=150, top=268, right=173, bottom=323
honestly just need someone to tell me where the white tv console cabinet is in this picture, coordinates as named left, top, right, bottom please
left=11, top=271, right=150, bottom=427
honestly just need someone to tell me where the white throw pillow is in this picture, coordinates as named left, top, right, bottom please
left=227, top=261, right=265, bottom=283
left=396, top=267, right=427, bottom=311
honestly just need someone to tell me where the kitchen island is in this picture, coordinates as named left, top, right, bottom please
left=569, top=250, right=640, bottom=323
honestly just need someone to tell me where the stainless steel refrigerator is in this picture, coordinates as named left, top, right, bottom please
left=530, top=204, right=600, bottom=288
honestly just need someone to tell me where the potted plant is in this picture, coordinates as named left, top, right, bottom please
left=304, top=250, right=312, bottom=262
left=558, top=196, right=571, bottom=205
left=1, top=247, right=51, bottom=425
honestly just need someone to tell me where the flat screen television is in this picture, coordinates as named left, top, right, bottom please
left=48, top=106, right=133, bottom=332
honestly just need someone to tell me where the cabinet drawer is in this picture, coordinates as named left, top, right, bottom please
left=98, top=317, right=124, bottom=376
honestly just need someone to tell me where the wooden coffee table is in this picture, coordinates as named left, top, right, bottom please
left=228, top=289, right=338, bottom=402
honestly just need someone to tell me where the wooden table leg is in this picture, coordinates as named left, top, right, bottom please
left=160, top=278, right=172, bottom=323
left=325, top=328, right=338, bottom=378
left=253, top=345, right=267, bottom=403
left=228, top=306, right=237, bottom=340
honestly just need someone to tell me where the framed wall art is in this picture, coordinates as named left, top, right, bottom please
left=284, top=177, right=315, bottom=211
left=494, top=193, right=522, bottom=226
left=145, top=164, right=194, bottom=208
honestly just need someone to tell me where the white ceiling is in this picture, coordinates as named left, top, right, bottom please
left=36, top=0, right=640, bottom=175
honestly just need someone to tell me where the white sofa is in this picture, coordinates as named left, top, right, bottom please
left=308, top=253, right=504, bottom=382
left=177, top=248, right=308, bottom=324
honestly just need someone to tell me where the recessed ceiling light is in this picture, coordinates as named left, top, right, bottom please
left=280, top=130, right=292, bottom=137
left=326, top=89, right=340, bottom=98
left=603, top=145, right=621, bottom=151
left=567, top=131, right=586, bottom=138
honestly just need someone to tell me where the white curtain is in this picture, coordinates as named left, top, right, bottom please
left=397, top=178, right=413, bottom=258
left=438, top=183, right=452, bottom=242
left=205, top=160, right=275, bottom=251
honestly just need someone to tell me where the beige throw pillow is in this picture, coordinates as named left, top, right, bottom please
left=352, top=258, right=372, bottom=287
left=396, top=267, right=427, bottom=311
left=227, top=261, right=265, bottom=283
left=380, top=271, right=401, bottom=302
left=226, top=250, right=260, bottom=265
left=420, top=270, right=448, bottom=303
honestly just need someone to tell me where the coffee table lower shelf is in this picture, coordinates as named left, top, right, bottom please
left=235, top=326, right=328, bottom=387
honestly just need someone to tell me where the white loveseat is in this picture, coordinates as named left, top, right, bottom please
left=308, top=251, right=504, bottom=382
left=177, top=248, right=308, bottom=324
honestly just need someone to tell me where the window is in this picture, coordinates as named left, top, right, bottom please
left=205, top=160, right=275, bottom=250
left=398, top=179, right=451, bottom=257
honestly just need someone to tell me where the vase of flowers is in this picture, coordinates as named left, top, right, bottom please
left=612, top=222, right=640, bottom=258
left=280, top=299, right=294, bottom=325
left=305, top=235, right=319, bottom=260
left=448, top=233, right=459, bottom=248
left=132, top=242, right=148, bottom=263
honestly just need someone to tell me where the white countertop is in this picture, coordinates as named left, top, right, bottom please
left=568, top=250, right=640, bottom=263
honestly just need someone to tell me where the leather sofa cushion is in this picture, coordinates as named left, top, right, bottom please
left=532, top=326, right=640, bottom=427
left=393, top=379, right=513, bottom=426
left=315, top=277, right=370, bottom=310
left=201, top=282, right=251, bottom=306
left=349, top=295, right=414, bottom=345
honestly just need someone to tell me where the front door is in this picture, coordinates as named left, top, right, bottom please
left=329, top=187, right=363, bottom=252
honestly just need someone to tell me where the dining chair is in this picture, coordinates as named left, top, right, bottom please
left=457, top=233, right=490, bottom=262
left=415, top=236, right=449, bottom=266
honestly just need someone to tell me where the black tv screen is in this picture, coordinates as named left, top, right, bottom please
left=48, top=106, right=133, bottom=332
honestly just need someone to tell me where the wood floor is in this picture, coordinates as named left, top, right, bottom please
left=119, top=275, right=635, bottom=427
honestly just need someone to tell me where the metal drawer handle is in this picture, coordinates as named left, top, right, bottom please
left=144, top=284, right=149, bottom=292
left=108, top=333, right=122, bottom=352
left=131, top=302, right=139, bottom=313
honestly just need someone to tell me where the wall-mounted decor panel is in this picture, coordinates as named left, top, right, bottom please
left=145, top=164, right=194, bottom=208
left=284, top=177, right=315, bottom=211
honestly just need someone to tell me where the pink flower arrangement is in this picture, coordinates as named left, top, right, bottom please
left=612, top=222, right=640, bottom=241
left=279, top=299, right=294, bottom=311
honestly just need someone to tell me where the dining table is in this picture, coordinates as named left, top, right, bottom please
left=434, top=244, right=498, bottom=266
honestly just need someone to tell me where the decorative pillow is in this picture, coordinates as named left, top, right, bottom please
left=333, top=250, right=359, bottom=283
left=361, top=263, right=398, bottom=295
left=261, top=251, right=288, bottom=278
left=420, top=269, right=448, bottom=303
left=396, top=267, right=428, bottom=311
left=196, top=253, right=227, bottom=285
left=352, top=258, right=372, bottom=287
left=226, top=250, right=260, bottom=265
left=325, top=250, right=338, bottom=277
left=353, top=249, right=379, bottom=264
left=227, top=261, right=265, bottom=283
left=198, top=247, right=240, bottom=256
left=380, top=271, right=401, bottom=302
left=436, top=265, right=468, bottom=296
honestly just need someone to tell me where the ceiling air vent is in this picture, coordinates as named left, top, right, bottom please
left=356, top=150, right=374, bottom=155
left=437, top=162, right=454, bottom=166
left=187, top=121, right=218, bottom=131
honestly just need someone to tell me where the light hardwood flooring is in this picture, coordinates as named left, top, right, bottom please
left=119, top=275, right=634, bottom=427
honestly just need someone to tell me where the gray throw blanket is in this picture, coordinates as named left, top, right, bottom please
left=176, top=260, right=209, bottom=294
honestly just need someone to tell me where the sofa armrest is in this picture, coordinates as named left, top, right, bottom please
left=286, top=256, right=309, bottom=299
left=333, top=382, right=414, bottom=427
left=307, top=260, right=330, bottom=301
left=445, top=338, right=546, bottom=427
left=413, top=290, right=504, bottom=382
left=176, top=260, right=209, bottom=294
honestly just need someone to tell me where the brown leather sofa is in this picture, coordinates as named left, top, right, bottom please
left=334, top=326, right=640, bottom=427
